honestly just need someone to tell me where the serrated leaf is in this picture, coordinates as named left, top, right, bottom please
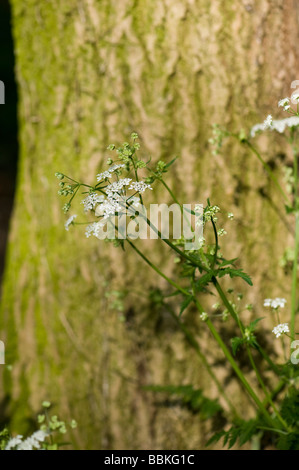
left=179, top=295, right=194, bottom=317
left=218, top=267, right=253, bottom=286
left=218, top=258, right=238, bottom=267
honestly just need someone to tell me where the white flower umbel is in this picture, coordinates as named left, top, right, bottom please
left=251, top=116, right=299, bottom=137
left=96, top=197, right=122, bottom=219
left=278, top=97, right=290, bottom=111
left=5, top=430, right=48, bottom=451
left=5, top=435, right=23, bottom=450
left=96, top=164, right=126, bottom=182
left=262, top=115, right=273, bottom=130
left=81, top=192, right=105, bottom=212
left=272, top=323, right=290, bottom=338
left=128, top=181, right=153, bottom=193
left=64, top=214, right=77, bottom=231
left=264, top=298, right=287, bottom=309
left=106, top=178, right=132, bottom=198
left=85, top=221, right=106, bottom=238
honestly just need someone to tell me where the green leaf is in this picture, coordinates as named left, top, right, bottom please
left=218, top=267, right=253, bottom=286
left=179, top=296, right=194, bottom=317
left=194, top=272, right=215, bottom=291
left=218, top=258, right=238, bottom=267
left=248, top=317, right=265, bottom=332
left=280, top=392, right=299, bottom=427
left=144, top=384, right=222, bottom=419
left=231, top=337, right=245, bottom=356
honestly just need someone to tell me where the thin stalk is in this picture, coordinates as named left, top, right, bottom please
left=127, top=239, right=190, bottom=297
left=164, top=303, right=240, bottom=419
left=246, top=347, right=289, bottom=431
left=127, top=239, right=239, bottom=417
left=205, top=318, right=277, bottom=428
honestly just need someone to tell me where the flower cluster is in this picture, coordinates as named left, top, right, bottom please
left=264, top=298, right=287, bottom=309
left=5, top=430, right=48, bottom=451
left=272, top=323, right=290, bottom=338
left=96, top=163, right=126, bottom=182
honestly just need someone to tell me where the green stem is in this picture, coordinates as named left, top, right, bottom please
left=205, top=319, right=276, bottom=427
left=127, top=240, right=239, bottom=417
left=127, top=239, right=190, bottom=297
left=246, top=347, right=289, bottom=431
left=164, top=303, right=240, bottom=419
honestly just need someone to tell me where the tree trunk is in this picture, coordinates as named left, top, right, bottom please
left=1, top=0, right=298, bottom=449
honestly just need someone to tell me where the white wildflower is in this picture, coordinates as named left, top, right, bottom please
left=106, top=178, right=132, bottom=198
left=291, top=92, right=299, bottom=103
left=64, top=214, right=77, bottom=231
left=262, top=115, right=273, bottom=130
left=278, top=97, right=290, bottom=111
left=251, top=116, right=299, bottom=137
left=81, top=193, right=105, bottom=212
left=85, top=221, right=106, bottom=238
left=5, top=435, right=23, bottom=450
left=200, top=312, right=208, bottom=322
left=264, top=298, right=287, bottom=309
left=96, top=198, right=122, bottom=219
left=128, top=181, right=153, bottom=193
left=96, top=164, right=126, bottom=182
left=18, top=430, right=48, bottom=451
left=228, top=212, right=234, bottom=220
left=272, top=323, right=289, bottom=338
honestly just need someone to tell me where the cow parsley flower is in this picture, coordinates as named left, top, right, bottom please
left=262, top=115, right=273, bottom=130
left=85, top=221, right=106, bottom=238
left=81, top=193, right=105, bottom=212
left=128, top=181, right=153, bottom=193
left=251, top=116, right=299, bottom=137
left=96, top=164, right=126, bottom=182
left=264, top=298, right=287, bottom=309
left=64, top=214, right=77, bottom=231
left=106, top=178, right=132, bottom=198
left=278, top=97, right=290, bottom=111
left=5, top=435, right=23, bottom=450
left=272, top=323, right=289, bottom=338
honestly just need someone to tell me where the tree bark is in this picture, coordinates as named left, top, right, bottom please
left=1, top=0, right=298, bottom=449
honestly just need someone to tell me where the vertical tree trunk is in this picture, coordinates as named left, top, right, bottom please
left=1, top=0, right=298, bottom=449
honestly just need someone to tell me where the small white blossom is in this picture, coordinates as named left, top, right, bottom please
left=81, top=193, right=105, bottom=212
left=228, top=212, right=234, bottom=220
left=96, top=164, right=126, bottom=182
left=200, top=312, right=208, bottom=322
left=291, top=92, right=299, bottom=103
left=278, top=97, right=290, bottom=110
left=85, top=221, right=106, bottom=238
left=251, top=116, right=299, bottom=137
left=272, top=323, right=289, bottom=338
left=5, top=435, right=23, bottom=450
left=264, top=298, right=287, bottom=309
left=262, top=115, right=273, bottom=130
left=64, top=214, right=77, bottom=231
left=106, top=178, right=132, bottom=198
left=128, top=181, right=153, bottom=193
